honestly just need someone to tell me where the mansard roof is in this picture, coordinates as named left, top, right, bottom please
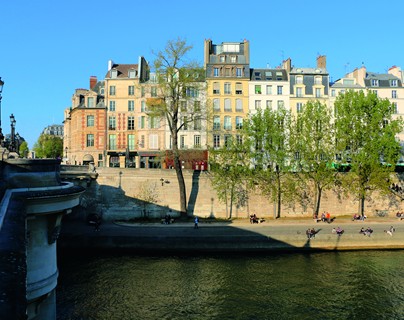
left=250, top=68, right=288, bottom=81
left=290, top=67, right=328, bottom=75
left=105, top=64, right=138, bottom=79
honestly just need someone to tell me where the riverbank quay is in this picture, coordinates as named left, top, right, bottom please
left=58, top=216, right=404, bottom=254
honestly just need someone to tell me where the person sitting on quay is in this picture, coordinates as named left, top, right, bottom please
left=313, top=213, right=320, bottom=223
left=385, top=226, right=395, bottom=236
left=360, top=227, right=373, bottom=237
left=321, top=212, right=326, bottom=222
left=306, top=228, right=317, bottom=239
left=332, top=226, right=344, bottom=236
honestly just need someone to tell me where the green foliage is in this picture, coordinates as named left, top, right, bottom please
left=18, top=141, right=29, bottom=158
left=242, top=107, right=292, bottom=218
left=209, top=136, right=251, bottom=218
left=33, top=134, right=63, bottom=159
left=334, top=90, right=403, bottom=214
left=289, top=100, right=338, bottom=214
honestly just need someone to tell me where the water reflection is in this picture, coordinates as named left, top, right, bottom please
left=57, top=251, right=404, bottom=320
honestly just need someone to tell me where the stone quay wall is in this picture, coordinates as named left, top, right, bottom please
left=78, top=167, right=404, bottom=221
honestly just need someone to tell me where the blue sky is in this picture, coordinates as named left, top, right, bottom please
left=1, top=0, right=403, bottom=149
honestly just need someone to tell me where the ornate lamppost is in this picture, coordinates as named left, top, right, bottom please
left=10, top=113, right=16, bottom=152
left=0, top=77, right=4, bottom=146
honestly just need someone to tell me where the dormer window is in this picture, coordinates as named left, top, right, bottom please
left=391, top=79, right=398, bottom=87
left=230, top=56, right=237, bottom=63
left=110, top=69, right=118, bottom=79
left=371, top=79, right=379, bottom=87
left=254, top=72, right=261, bottom=80
left=128, top=69, right=136, bottom=78
left=296, top=76, right=303, bottom=84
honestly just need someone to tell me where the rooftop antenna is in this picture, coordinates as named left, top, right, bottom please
left=344, top=62, right=350, bottom=74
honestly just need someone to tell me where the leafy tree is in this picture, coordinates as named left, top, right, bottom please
left=33, top=134, right=63, bottom=159
left=334, top=90, right=403, bottom=216
left=289, top=101, right=338, bottom=215
left=209, top=136, right=250, bottom=219
left=147, top=38, right=205, bottom=217
left=19, top=141, right=29, bottom=158
left=244, top=107, right=292, bottom=218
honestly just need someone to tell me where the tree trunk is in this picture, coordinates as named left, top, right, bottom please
left=359, top=193, right=365, bottom=217
left=171, top=127, right=187, bottom=218
left=315, top=184, right=322, bottom=215
left=276, top=165, right=281, bottom=219
left=229, top=184, right=234, bottom=219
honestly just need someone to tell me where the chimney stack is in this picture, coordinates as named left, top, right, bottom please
left=90, top=76, right=97, bottom=90
left=317, top=55, right=326, bottom=69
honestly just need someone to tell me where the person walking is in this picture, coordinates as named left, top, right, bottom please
left=194, top=216, right=199, bottom=229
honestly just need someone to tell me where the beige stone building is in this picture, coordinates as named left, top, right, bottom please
left=204, top=39, right=250, bottom=148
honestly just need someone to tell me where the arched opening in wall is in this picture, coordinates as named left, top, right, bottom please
left=83, top=154, right=94, bottom=166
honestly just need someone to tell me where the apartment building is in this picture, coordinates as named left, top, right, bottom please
left=204, top=39, right=250, bottom=148
left=287, top=56, right=330, bottom=116
left=249, top=67, right=289, bottom=114
left=63, top=77, right=106, bottom=166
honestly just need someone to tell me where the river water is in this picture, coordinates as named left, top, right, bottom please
left=56, top=250, right=404, bottom=320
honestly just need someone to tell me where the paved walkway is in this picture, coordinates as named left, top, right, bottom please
left=58, top=216, right=404, bottom=253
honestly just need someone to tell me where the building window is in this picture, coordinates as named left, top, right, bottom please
left=151, top=87, right=157, bottom=97
left=87, top=97, right=94, bottom=108
left=236, top=68, right=242, bottom=77
left=236, top=116, right=243, bottom=129
left=141, top=87, right=145, bottom=97
left=277, top=100, right=284, bottom=109
left=255, top=85, right=262, bottom=94
left=314, top=76, right=322, bottom=85
left=224, top=83, right=231, bottom=94
left=225, top=68, right=230, bottom=77
left=393, top=102, right=398, bottom=114
left=224, top=135, right=232, bottom=147
left=296, top=87, right=303, bottom=97
left=128, top=134, right=135, bottom=150
left=266, top=85, right=272, bottom=95
left=214, top=68, right=219, bottom=77
left=213, top=134, right=220, bottom=148
left=194, top=101, right=201, bottom=112
left=186, top=87, right=198, bottom=97
left=371, top=79, right=379, bottom=87
left=87, top=134, right=94, bottom=147
left=266, top=100, right=272, bottom=109
left=128, top=100, right=135, bottom=111
left=149, top=116, right=159, bottom=129
left=140, top=135, right=145, bottom=147
left=181, top=101, right=187, bottom=112
left=213, top=116, right=221, bottom=130
left=213, top=82, right=220, bottom=94
left=331, top=89, right=336, bottom=97
left=235, top=99, right=243, bottom=112
left=194, top=117, right=202, bottom=130
left=87, top=115, right=94, bottom=127
left=297, top=103, right=303, bottom=113
left=194, top=135, right=201, bottom=147
left=109, top=85, right=116, bottom=96
left=138, top=116, right=145, bottom=129
left=128, top=116, right=135, bottom=130
left=296, top=76, right=303, bottom=84
left=180, top=135, right=186, bottom=149
left=236, top=135, right=243, bottom=145
left=230, top=56, right=237, bottom=63
left=141, top=101, right=146, bottom=112
left=128, top=85, right=135, bottom=96
left=109, top=101, right=116, bottom=111
left=315, top=88, right=321, bottom=98
left=109, top=116, right=116, bottom=130
left=277, top=86, right=283, bottom=95
left=213, top=98, right=220, bottom=111
left=392, top=90, right=397, bottom=99
left=224, top=116, right=232, bottom=130
left=255, top=100, right=261, bottom=110
left=149, top=134, right=158, bottom=149
left=182, top=116, right=188, bottom=130
left=224, top=99, right=231, bottom=111
left=391, top=79, right=398, bottom=87
left=235, top=82, right=243, bottom=94
left=109, top=134, right=116, bottom=150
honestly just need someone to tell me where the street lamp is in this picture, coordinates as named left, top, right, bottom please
left=0, top=77, right=4, bottom=146
left=10, top=113, right=16, bottom=152
left=15, top=132, right=20, bottom=154
left=65, top=146, right=68, bottom=159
